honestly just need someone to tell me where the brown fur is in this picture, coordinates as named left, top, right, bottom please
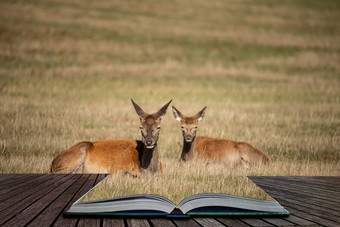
left=49, top=100, right=171, bottom=175
left=49, top=141, right=93, bottom=173
left=182, top=116, right=196, bottom=124
left=193, top=137, right=271, bottom=167
left=49, top=140, right=162, bottom=174
left=172, top=106, right=270, bottom=168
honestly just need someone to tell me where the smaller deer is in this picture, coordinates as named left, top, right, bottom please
left=49, top=99, right=172, bottom=175
left=172, top=106, right=270, bottom=168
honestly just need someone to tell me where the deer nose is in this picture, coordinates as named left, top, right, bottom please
left=146, top=140, right=152, bottom=146
left=186, top=135, right=192, bottom=140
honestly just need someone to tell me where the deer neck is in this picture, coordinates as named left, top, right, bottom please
left=181, top=137, right=195, bottom=161
left=141, top=145, right=160, bottom=173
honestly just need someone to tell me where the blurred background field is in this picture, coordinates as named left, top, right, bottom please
left=0, top=0, right=339, bottom=175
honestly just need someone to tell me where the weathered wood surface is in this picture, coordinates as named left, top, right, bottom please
left=0, top=174, right=339, bottom=226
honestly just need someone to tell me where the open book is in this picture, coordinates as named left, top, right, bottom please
left=65, top=175, right=289, bottom=217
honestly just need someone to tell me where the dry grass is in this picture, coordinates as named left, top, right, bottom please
left=0, top=0, right=340, bottom=198
left=81, top=159, right=339, bottom=204
left=82, top=162, right=273, bottom=204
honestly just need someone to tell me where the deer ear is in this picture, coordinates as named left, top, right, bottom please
left=172, top=106, right=183, bottom=122
left=156, top=99, right=172, bottom=120
left=131, top=99, right=145, bottom=119
left=196, top=106, right=207, bottom=122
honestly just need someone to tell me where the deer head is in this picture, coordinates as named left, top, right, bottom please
left=172, top=106, right=207, bottom=142
left=132, top=99, right=172, bottom=149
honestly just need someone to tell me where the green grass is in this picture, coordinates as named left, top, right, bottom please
left=0, top=0, right=339, bottom=176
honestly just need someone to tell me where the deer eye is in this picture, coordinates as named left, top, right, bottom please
left=157, top=126, right=161, bottom=130
left=141, top=130, right=147, bottom=137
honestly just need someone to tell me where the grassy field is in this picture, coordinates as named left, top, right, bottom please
left=1, top=0, right=339, bottom=189
left=82, top=172, right=273, bottom=204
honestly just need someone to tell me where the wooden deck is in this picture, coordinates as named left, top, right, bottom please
left=0, top=175, right=339, bottom=227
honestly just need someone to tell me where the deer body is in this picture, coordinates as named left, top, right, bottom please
left=172, top=106, right=270, bottom=168
left=49, top=139, right=162, bottom=174
left=49, top=100, right=171, bottom=175
left=181, top=136, right=270, bottom=168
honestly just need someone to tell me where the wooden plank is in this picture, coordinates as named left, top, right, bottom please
left=0, top=174, right=67, bottom=225
left=194, top=217, right=225, bottom=227
left=256, top=186, right=340, bottom=215
left=250, top=181, right=340, bottom=210
left=240, top=218, right=274, bottom=227
left=1, top=175, right=338, bottom=227
left=249, top=178, right=340, bottom=207
left=0, top=174, right=35, bottom=185
left=77, top=217, right=101, bottom=227
left=250, top=177, right=339, bottom=225
left=0, top=174, right=27, bottom=184
left=217, top=217, right=250, bottom=227
left=27, top=174, right=90, bottom=227
left=0, top=174, right=64, bottom=212
left=149, top=218, right=176, bottom=227
left=53, top=174, right=108, bottom=227
left=0, top=174, right=39, bottom=194
left=251, top=177, right=340, bottom=201
left=251, top=182, right=340, bottom=211
left=313, top=176, right=340, bottom=182
left=172, top=219, right=201, bottom=227
left=2, top=174, right=82, bottom=227
left=250, top=177, right=340, bottom=225
left=261, top=217, right=295, bottom=226
left=102, top=218, right=125, bottom=227
left=126, top=219, right=150, bottom=227
left=272, top=197, right=340, bottom=224
left=281, top=215, right=317, bottom=226
left=282, top=176, right=340, bottom=188
left=0, top=174, right=43, bottom=192
left=280, top=204, right=340, bottom=227
left=0, top=174, right=33, bottom=187
left=0, top=174, right=16, bottom=180
left=250, top=176, right=336, bottom=193
left=0, top=174, right=51, bottom=202
left=264, top=177, right=340, bottom=196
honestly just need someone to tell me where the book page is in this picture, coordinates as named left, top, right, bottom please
left=79, top=161, right=273, bottom=205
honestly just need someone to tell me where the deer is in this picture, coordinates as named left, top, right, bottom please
left=172, top=106, right=270, bottom=168
left=49, top=99, right=172, bottom=175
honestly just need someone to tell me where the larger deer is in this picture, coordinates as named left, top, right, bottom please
left=49, top=99, right=172, bottom=175
left=172, top=106, right=270, bottom=168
